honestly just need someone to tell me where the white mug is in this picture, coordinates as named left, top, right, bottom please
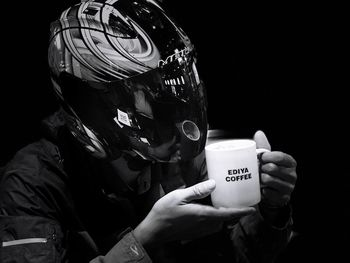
left=205, top=139, right=269, bottom=208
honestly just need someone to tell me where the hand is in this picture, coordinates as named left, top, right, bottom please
left=254, top=131, right=297, bottom=208
left=134, top=180, right=255, bottom=248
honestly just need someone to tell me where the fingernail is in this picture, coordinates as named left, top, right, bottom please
left=203, top=179, right=216, bottom=191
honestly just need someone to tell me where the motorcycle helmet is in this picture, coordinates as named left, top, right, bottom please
left=48, top=0, right=208, bottom=162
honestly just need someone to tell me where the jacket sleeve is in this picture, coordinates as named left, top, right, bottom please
left=0, top=215, right=66, bottom=263
left=0, top=141, right=70, bottom=263
left=89, top=228, right=152, bottom=263
left=228, top=205, right=293, bottom=262
left=0, top=140, right=153, bottom=263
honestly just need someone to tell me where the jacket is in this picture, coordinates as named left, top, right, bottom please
left=0, top=111, right=292, bottom=262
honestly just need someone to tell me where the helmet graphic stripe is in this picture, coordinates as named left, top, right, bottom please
left=78, top=2, right=132, bottom=79
left=60, top=7, right=107, bottom=77
left=100, top=4, right=152, bottom=69
left=107, top=21, right=159, bottom=65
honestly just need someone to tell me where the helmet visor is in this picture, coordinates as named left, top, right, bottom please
left=57, top=50, right=207, bottom=162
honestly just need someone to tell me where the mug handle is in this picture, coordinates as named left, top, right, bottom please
left=256, top=148, right=270, bottom=167
left=256, top=148, right=270, bottom=188
left=256, top=148, right=270, bottom=156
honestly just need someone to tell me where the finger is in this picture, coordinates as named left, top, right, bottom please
left=261, top=151, right=297, bottom=168
left=260, top=173, right=294, bottom=195
left=253, top=130, right=271, bottom=151
left=180, top=179, right=216, bottom=203
left=261, top=163, right=297, bottom=184
left=261, top=187, right=290, bottom=205
left=185, top=204, right=256, bottom=221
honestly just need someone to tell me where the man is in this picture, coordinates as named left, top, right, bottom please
left=0, top=0, right=297, bottom=262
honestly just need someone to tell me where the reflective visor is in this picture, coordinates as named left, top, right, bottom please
left=56, top=50, right=208, bottom=162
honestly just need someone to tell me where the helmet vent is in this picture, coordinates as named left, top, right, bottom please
left=182, top=120, right=200, bottom=141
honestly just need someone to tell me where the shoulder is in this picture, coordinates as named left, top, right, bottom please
left=1, top=138, right=65, bottom=187
left=0, top=139, right=71, bottom=222
left=6, top=138, right=61, bottom=168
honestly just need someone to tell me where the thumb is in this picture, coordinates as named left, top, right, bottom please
left=181, top=179, right=216, bottom=203
left=253, top=130, right=271, bottom=150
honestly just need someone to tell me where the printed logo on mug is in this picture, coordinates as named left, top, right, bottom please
left=205, top=139, right=269, bottom=208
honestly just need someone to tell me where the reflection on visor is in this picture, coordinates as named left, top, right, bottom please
left=121, top=50, right=199, bottom=103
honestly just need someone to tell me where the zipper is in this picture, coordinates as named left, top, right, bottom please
left=1, top=227, right=58, bottom=248
left=2, top=238, right=48, bottom=247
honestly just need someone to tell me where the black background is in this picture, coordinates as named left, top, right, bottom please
left=0, top=1, right=348, bottom=261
